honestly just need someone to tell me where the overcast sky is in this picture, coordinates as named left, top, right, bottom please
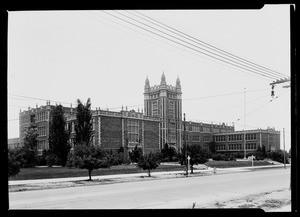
left=7, top=5, right=291, bottom=150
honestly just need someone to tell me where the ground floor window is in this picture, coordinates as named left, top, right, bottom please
left=246, top=143, right=257, bottom=150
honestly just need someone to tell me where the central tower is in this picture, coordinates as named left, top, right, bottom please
left=144, top=72, right=182, bottom=150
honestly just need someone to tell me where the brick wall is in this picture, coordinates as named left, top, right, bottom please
left=144, top=120, right=160, bottom=154
left=100, top=116, right=122, bottom=150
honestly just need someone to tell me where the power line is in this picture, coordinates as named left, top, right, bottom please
left=129, top=10, right=288, bottom=79
left=102, top=10, right=283, bottom=81
left=234, top=89, right=289, bottom=123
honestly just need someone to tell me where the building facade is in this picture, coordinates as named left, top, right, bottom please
left=213, top=128, right=280, bottom=153
left=14, top=73, right=281, bottom=157
left=144, top=73, right=182, bottom=149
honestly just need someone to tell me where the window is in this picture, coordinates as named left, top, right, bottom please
left=246, top=143, right=257, bottom=150
left=168, top=100, right=175, bottom=119
left=38, top=126, right=46, bottom=136
left=152, top=101, right=158, bottom=116
left=192, top=135, right=200, bottom=142
left=203, top=127, right=210, bottom=133
left=229, top=134, right=242, bottom=141
left=128, top=120, right=139, bottom=143
left=215, top=135, right=226, bottom=142
left=183, top=134, right=189, bottom=141
left=216, top=144, right=226, bottom=151
left=191, top=125, right=201, bottom=132
left=246, top=133, right=257, bottom=141
left=203, top=136, right=211, bottom=142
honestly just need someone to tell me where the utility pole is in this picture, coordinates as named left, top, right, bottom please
left=184, top=113, right=188, bottom=176
left=244, top=87, right=247, bottom=159
left=283, top=128, right=286, bottom=169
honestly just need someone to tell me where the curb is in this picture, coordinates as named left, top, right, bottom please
left=9, top=164, right=289, bottom=186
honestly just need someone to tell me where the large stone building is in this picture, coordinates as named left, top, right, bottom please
left=15, top=73, right=280, bottom=156
left=144, top=73, right=183, bottom=149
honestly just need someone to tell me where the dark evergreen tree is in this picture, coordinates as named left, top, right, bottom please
left=208, top=141, right=216, bottom=154
left=129, top=145, right=143, bottom=163
left=74, top=98, right=93, bottom=146
left=48, top=104, right=71, bottom=166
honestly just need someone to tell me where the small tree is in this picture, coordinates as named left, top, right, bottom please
left=8, top=149, right=21, bottom=177
left=129, top=145, right=143, bottom=163
left=187, top=144, right=209, bottom=173
left=72, top=143, right=110, bottom=180
left=137, top=152, right=160, bottom=177
left=20, top=123, right=39, bottom=167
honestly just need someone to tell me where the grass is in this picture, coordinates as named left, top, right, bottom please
left=205, top=160, right=273, bottom=168
left=9, top=164, right=186, bottom=181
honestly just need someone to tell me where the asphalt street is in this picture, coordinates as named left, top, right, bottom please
left=9, top=167, right=290, bottom=209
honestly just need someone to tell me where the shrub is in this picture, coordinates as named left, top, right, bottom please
left=137, top=152, right=160, bottom=177
left=46, top=154, right=57, bottom=167
left=212, top=153, right=227, bottom=161
left=129, top=145, right=143, bottom=163
left=268, top=149, right=289, bottom=164
left=8, top=149, right=21, bottom=177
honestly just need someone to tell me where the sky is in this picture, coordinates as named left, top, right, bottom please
left=7, top=5, right=291, bottom=151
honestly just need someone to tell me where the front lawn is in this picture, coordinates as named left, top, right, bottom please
left=9, top=164, right=186, bottom=181
left=205, top=160, right=274, bottom=168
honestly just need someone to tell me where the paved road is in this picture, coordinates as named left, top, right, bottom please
left=9, top=167, right=290, bottom=209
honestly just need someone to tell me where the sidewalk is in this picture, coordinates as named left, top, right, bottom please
left=9, top=163, right=289, bottom=186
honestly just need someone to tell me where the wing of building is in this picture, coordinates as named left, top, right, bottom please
left=14, top=73, right=280, bottom=157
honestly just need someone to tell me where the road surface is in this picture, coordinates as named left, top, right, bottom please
left=9, top=167, right=290, bottom=209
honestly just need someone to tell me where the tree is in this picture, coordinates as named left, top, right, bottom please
left=8, top=149, right=21, bottom=177
left=187, top=144, right=209, bottom=173
left=74, top=98, right=93, bottom=146
left=161, top=143, right=177, bottom=162
left=208, top=141, right=216, bottom=154
left=20, top=123, right=39, bottom=167
left=48, top=104, right=71, bottom=166
left=129, top=145, right=143, bottom=163
left=137, top=152, right=160, bottom=177
left=72, top=142, right=110, bottom=181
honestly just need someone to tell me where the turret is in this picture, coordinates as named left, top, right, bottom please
left=144, top=76, right=150, bottom=93
left=176, top=75, right=181, bottom=93
left=160, top=71, right=167, bottom=88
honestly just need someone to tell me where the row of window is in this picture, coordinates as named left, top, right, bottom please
left=216, top=134, right=258, bottom=142
left=38, top=126, right=46, bottom=136
left=217, top=143, right=257, bottom=151
left=36, top=112, right=48, bottom=122
left=183, top=135, right=211, bottom=142
left=228, top=144, right=243, bottom=150
left=128, top=120, right=139, bottom=143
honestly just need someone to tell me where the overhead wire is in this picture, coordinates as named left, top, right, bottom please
left=234, top=88, right=289, bottom=123
left=85, top=11, right=272, bottom=82
left=101, top=10, right=284, bottom=81
left=129, top=10, right=288, bottom=79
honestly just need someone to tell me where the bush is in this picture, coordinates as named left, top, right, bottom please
left=46, top=154, right=57, bottom=167
left=8, top=149, right=21, bottom=177
left=129, top=145, right=143, bottom=163
left=268, top=149, right=289, bottom=164
left=232, top=152, right=244, bottom=159
left=212, top=153, right=227, bottom=161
